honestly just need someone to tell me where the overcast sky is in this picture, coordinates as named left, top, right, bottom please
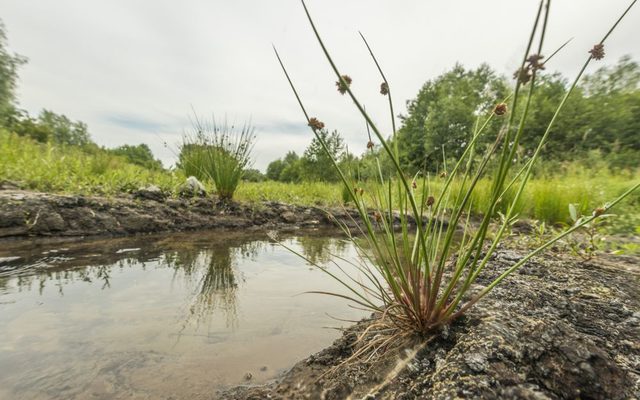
left=1, top=1, right=638, bottom=171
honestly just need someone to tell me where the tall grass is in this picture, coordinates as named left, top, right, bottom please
left=180, top=115, right=255, bottom=201
left=0, top=130, right=184, bottom=194
left=275, top=0, right=640, bottom=335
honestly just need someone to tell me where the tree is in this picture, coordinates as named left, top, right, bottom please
left=300, top=129, right=344, bottom=182
left=266, top=159, right=284, bottom=180
left=242, top=168, right=265, bottom=182
left=398, top=64, right=509, bottom=172
left=0, top=20, right=26, bottom=120
left=110, top=143, right=163, bottom=170
left=581, top=55, right=640, bottom=96
left=279, top=151, right=302, bottom=182
left=38, top=109, right=91, bottom=146
left=266, top=151, right=301, bottom=182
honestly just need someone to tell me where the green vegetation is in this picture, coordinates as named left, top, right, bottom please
left=0, top=130, right=184, bottom=194
left=179, top=116, right=255, bottom=201
left=274, top=0, right=639, bottom=336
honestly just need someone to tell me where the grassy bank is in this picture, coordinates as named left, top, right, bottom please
left=0, top=130, right=187, bottom=195
left=2, top=130, right=638, bottom=231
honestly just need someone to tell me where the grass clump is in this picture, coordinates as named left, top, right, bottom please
left=275, top=0, right=640, bottom=336
left=180, top=115, right=255, bottom=201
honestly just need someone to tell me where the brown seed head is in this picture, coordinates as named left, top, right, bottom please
left=592, top=207, right=606, bottom=217
left=412, top=180, right=417, bottom=189
left=335, top=75, right=352, bottom=95
left=513, top=67, right=533, bottom=85
left=373, top=211, right=382, bottom=223
left=308, top=117, right=325, bottom=131
left=380, top=82, right=389, bottom=96
left=366, top=140, right=375, bottom=150
left=439, top=171, right=448, bottom=179
left=526, top=54, right=545, bottom=71
left=494, top=103, right=508, bottom=116
left=589, top=43, right=605, bottom=60
left=426, top=196, right=435, bottom=207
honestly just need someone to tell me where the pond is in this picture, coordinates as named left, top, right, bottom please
left=0, top=230, right=369, bottom=400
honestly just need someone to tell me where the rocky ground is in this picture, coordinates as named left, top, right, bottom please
left=221, top=249, right=640, bottom=400
left=0, top=189, right=365, bottom=239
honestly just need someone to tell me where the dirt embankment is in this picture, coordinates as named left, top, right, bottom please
left=221, top=250, right=640, bottom=400
left=0, top=190, right=368, bottom=239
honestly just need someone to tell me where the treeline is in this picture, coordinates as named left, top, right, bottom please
left=0, top=20, right=163, bottom=171
left=267, top=56, right=640, bottom=182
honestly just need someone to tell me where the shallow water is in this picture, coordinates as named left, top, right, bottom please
left=0, top=230, right=368, bottom=400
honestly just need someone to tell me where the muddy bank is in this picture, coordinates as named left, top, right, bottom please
left=0, top=190, right=377, bottom=239
left=221, top=250, right=640, bottom=400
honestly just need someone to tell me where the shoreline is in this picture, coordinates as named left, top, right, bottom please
left=0, top=189, right=357, bottom=240
left=220, top=249, right=640, bottom=399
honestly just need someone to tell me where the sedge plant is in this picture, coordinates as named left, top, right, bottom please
left=180, top=114, right=255, bottom=201
left=274, top=0, right=640, bottom=336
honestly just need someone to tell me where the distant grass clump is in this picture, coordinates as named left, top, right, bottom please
left=0, top=130, right=185, bottom=195
left=179, top=115, right=255, bottom=201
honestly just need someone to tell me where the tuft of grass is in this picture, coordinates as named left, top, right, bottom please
left=274, top=0, right=640, bottom=336
left=180, top=115, right=255, bottom=201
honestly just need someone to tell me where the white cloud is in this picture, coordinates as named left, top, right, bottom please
left=2, top=0, right=639, bottom=170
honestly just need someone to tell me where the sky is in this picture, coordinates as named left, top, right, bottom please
left=1, top=0, right=639, bottom=171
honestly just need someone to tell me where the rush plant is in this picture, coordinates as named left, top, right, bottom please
left=275, top=0, right=639, bottom=334
left=180, top=115, right=255, bottom=201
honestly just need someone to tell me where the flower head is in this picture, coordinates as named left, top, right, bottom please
left=494, top=103, right=508, bottom=116
left=335, top=75, right=352, bottom=95
left=366, top=140, right=375, bottom=150
left=526, top=54, right=545, bottom=71
left=589, top=43, right=605, bottom=60
left=380, top=82, right=389, bottom=96
left=513, top=67, right=533, bottom=85
left=426, top=196, right=435, bottom=207
left=308, top=117, right=325, bottom=131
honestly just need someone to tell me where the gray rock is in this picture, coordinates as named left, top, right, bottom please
left=281, top=211, right=299, bottom=223
left=134, top=185, right=166, bottom=202
left=178, top=176, right=207, bottom=198
left=0, top=180, right=20, bottom=190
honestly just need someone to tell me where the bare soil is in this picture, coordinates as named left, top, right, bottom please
left=0, top=190, right=361, bottom=239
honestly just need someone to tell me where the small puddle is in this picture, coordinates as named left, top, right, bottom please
left=0, top=230, right=368, bottom=400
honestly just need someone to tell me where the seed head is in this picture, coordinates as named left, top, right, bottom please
left=358, top=187, right=364, bottom=195
left=373, top=211, right=382, bottom=223
left=526, top=54, right=545, bottom=71
left=426, top=196, right=435, bottom=207
left=412, top=180, right=417, bottom=189
left=513, top=67, right=533, bottom=85
left=366, top=140, right=375, bottom=150
left=494, top=103, right=508, bottom=116
left=335, top=75, right=352, bottom=95
left=439, top=171, right=448, bottom=179
left=592, top=207, right=606, bottom=217
left=308, top=117, right=325, bottom=131
left=589, top=44, right=605, bottom=61
left=380, top=82, right=389, bottom=96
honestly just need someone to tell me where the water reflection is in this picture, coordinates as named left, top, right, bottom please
left=0, top=230, right=350, bottom=330
left=0, top=229, right=370, bottom=399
